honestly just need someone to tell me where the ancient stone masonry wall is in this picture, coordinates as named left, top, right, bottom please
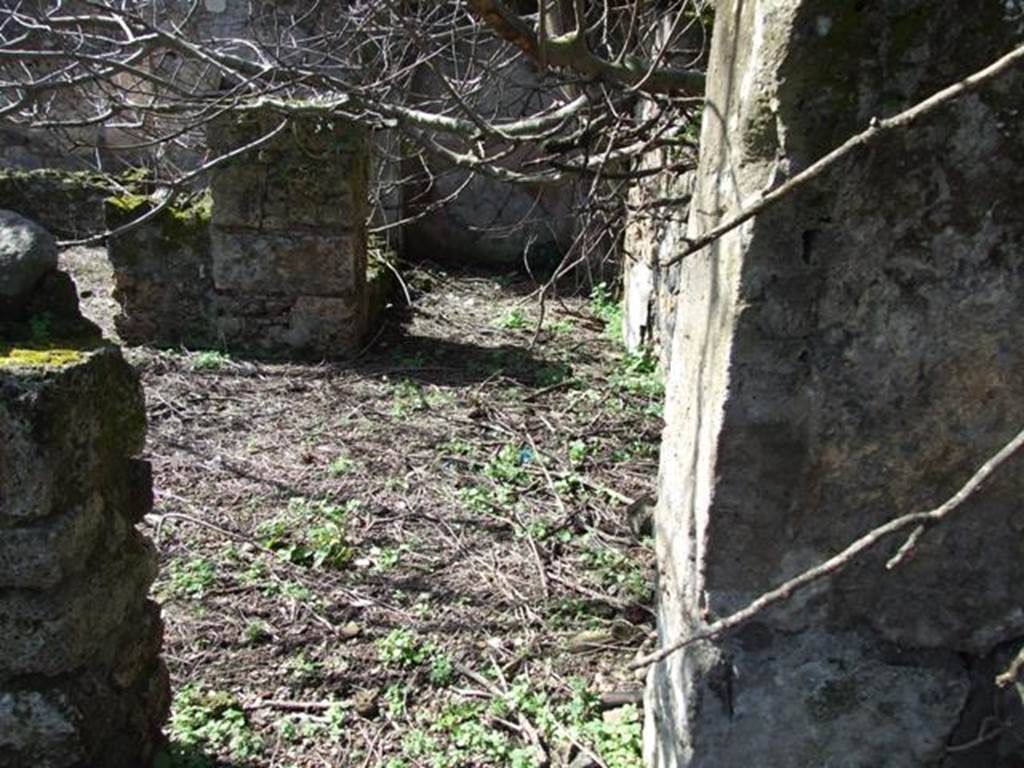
left=622, top=13, right=705, bottom=361
left=106, top=193, right=216, bottom=348
left=646, top=2, right=1024, bottom=767
left=108, top=111, right=386, bottom=358
left=208, top=110, right=372, bottom=357
left=622, top=168, right=694, bottom=358
left=0, top=170, right=123, bottom=241
left=0, top=211, right=168, bottom=766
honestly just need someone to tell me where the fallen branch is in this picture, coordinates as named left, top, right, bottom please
left=660, top=41, right=1024, bottom=267
left=630, top=428, right=1024, bottom=669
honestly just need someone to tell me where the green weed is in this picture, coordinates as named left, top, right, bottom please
left=590, top=281, right=623, bottom=341
left=191, top=350, right=231, bottom=371
left=163, top=558, right=217, bottom=599
left=580, top=541, right=650, bottom=601
left=378, top=628, right=432, bottom=668
left=498, top=307, right=529, bottom=330
left=568, top=439, right=591, bottom=466
left=458, top=484, right=494, bottom=514
left=256, top=497, right=358, bottom=569
left=165, top=686, right=263, bottom=764
left=328, top=454, right=355, bottom=477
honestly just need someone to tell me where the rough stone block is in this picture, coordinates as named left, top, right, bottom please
left=0, top=230, right=166, bottom=766
left=211, top=228, right=363, bottom=295
left=0, top=690, right=82, bottom=768
left=0, top=603, right=168, bottom=767
left=0, top=209, right=58, bottom=320
left=0, top=460, right=150, bottom=591
left=0, top=347, right=146, bottom=520
left=0, top=533, right=157, bottom=677
left=106, top=195, right=215, bottom=347
left=646, top=2, right=1024, bottom=766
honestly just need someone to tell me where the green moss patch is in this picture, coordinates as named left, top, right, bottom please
left=0, top=337, right=105, bottom=369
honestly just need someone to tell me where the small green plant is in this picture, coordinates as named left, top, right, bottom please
left=378, top=628, right=431, bottom=668
left=581, top=705, right=644, bottom=768
left=244, top=619, right=272, bottom=643
left=441, top=439, right=474, bottom=456
left=580, top=541, right=650, bottom=601
left=164, top=558, right=217, bottom=599
left=385, top=683, right=408, bottom=719
left=589, top=281, right=623, bottom=341
left=256, top=497, right=358, bottom=569
left=498, top=307, right=529, bottom=330
left=391, top=379, right=427, bottom=416
left=485, top=443, right=530, bottom=485
left=458, top=484, right=494, bottom=514
left=371, top=544, right=408, bottom=571
left=191, top=350, right=231, bottom=371
left=328, top=454, right=355, bottom=477
left=429, top=652, right=454, bottom=686
left=287, top=651, right=322, bottom=680
left=166, top=686, right=263, bottom=763
left=568, top=439, right=591, bottom=466
left=610, top=347, right=663, bottom=399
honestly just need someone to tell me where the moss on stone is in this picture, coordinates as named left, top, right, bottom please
left=105, top=192, right=151, bottom=215
left=0, top=334, right=105, bottom=369
left=0, top=346, right=84, bottom=368
left=105, top=190, right=212, bottom=246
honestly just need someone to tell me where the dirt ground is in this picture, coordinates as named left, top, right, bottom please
left=62, top=247, right=663, bottom=768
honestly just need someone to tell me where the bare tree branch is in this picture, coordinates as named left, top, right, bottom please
left=630, top=427, right=1024, bottom=670
left=660, top=41, right=1024, bottom=267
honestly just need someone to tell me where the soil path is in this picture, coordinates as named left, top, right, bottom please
left=64, top=248, right=662, bottom=768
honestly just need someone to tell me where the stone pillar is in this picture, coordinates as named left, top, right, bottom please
left=208, top=110, right=373, bottom=357
left=0, top=211, right=168, bottom=766
left=647, top=3, right=1024, bottom=766
left=106, top=193, right=215, bottom=347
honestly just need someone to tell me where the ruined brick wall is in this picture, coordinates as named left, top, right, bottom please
left=0, top=212, right=168, bottom=766
left=0, top=170, right=118, bottom=241
left=647, top=2, right=1024, bottom=766
left=208, top=110, right=372, bottom=357
left=106, top=193, right=215, bottom=348
left=107, top=111, right=384, bottom=358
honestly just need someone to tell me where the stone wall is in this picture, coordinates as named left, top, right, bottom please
left=402, top=45, right=578, bottom=271
left=0, top=169, right=121, bottom=241
left=646, top=2, right=1024, bottom=766
left=208, top=110, right=373, bottom=357
left=622, top=169, right=693, bottom=356
left=108, top=111, right=387, bottom=358
left=107, top=193, right=215, bottom=348
left=0, top=211, right=168, bottom=766
left=621, top=13, right=705, bottom=359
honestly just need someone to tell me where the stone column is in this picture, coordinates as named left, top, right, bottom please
left=208, top=110, right=374, bottom=357
left=0, top=210, right=168, bottom=766
left=647, top=2, right=1024, bottom=766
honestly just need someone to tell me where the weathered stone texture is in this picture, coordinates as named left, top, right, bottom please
left=0, top=171, right=117, bottom=241
left=0, top=217, right=167, bottom=766
left=208, top=110, right=371, bottom=357
left=106, top=194, right=216, bottom=348
left=0, top=348, right=168, bottom=767
left=108, top=111, right=381, bottom=358
left=0, top=211, right=58, bottom=320
left=622, top=170, right=693, bottom=357
left=647, top=2, right=1024, bottom=766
